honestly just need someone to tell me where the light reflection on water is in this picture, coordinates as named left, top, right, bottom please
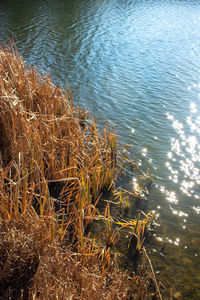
left=146, top=74, right=200, bottom=296
left=166, top=101, right=200, bottom=201
left=0, top=0, right=200, bottom=297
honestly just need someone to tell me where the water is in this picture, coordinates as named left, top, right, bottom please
left=1, top=0, right=200, bottom=297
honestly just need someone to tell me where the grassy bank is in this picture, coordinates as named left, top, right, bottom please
left=0, top=44, right=159, bottom=299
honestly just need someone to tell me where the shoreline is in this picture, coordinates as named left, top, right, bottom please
left=0, top=43, right=159, bottom=299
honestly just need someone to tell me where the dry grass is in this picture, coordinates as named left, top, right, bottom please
left=0, top=43, right=159, bottom=299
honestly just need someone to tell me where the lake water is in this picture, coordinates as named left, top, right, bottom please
left=0, top=0, right=200, bottom=298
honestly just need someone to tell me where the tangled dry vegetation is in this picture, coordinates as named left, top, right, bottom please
left=0, top=44, right=158, bottom=299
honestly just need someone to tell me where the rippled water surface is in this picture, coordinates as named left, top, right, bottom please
left=1, top=0, right=200, bottom=297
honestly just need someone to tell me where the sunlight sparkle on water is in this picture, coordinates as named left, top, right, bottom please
left=131, top=128, right=135, bottom=133
left=166, top=109, right=200, bottom=200
left=168, top=152, right=173, bottom=159
left=166, top=191, right=178, bottom=204
left=172, top=120, right=184, bottom=136
left=190, top=102, right=197, bottom=113
left=180, top=180, right=195, bottom=196
left=166, top=112, right=174, bottom=120
left=156, top=236, right=163, bottom=242
left=141, top=148, right=147, bottom=156
left=174, top=237, right=180, bottom=246
left=187, top=116, right=200, bottom=134
left=186, top=136, right=197, bottom=154
left=159, top=186, right=166, bottom=193
left=132, top=176, right=138, bottom=191
left=171, top=139, right=183, bottom=156
left=193, top=206, right=200, bottom=214
left=172, top=210, right=188, bottom=218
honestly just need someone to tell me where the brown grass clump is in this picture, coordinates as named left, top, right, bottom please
left=31, top=243, right=133, bottom=300
left=0, top=43, right=159, bottom=299
left=0, top=215, right=46, bottom=299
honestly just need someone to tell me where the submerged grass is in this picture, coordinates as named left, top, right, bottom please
left=0, top=43, right=161, bottom=299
